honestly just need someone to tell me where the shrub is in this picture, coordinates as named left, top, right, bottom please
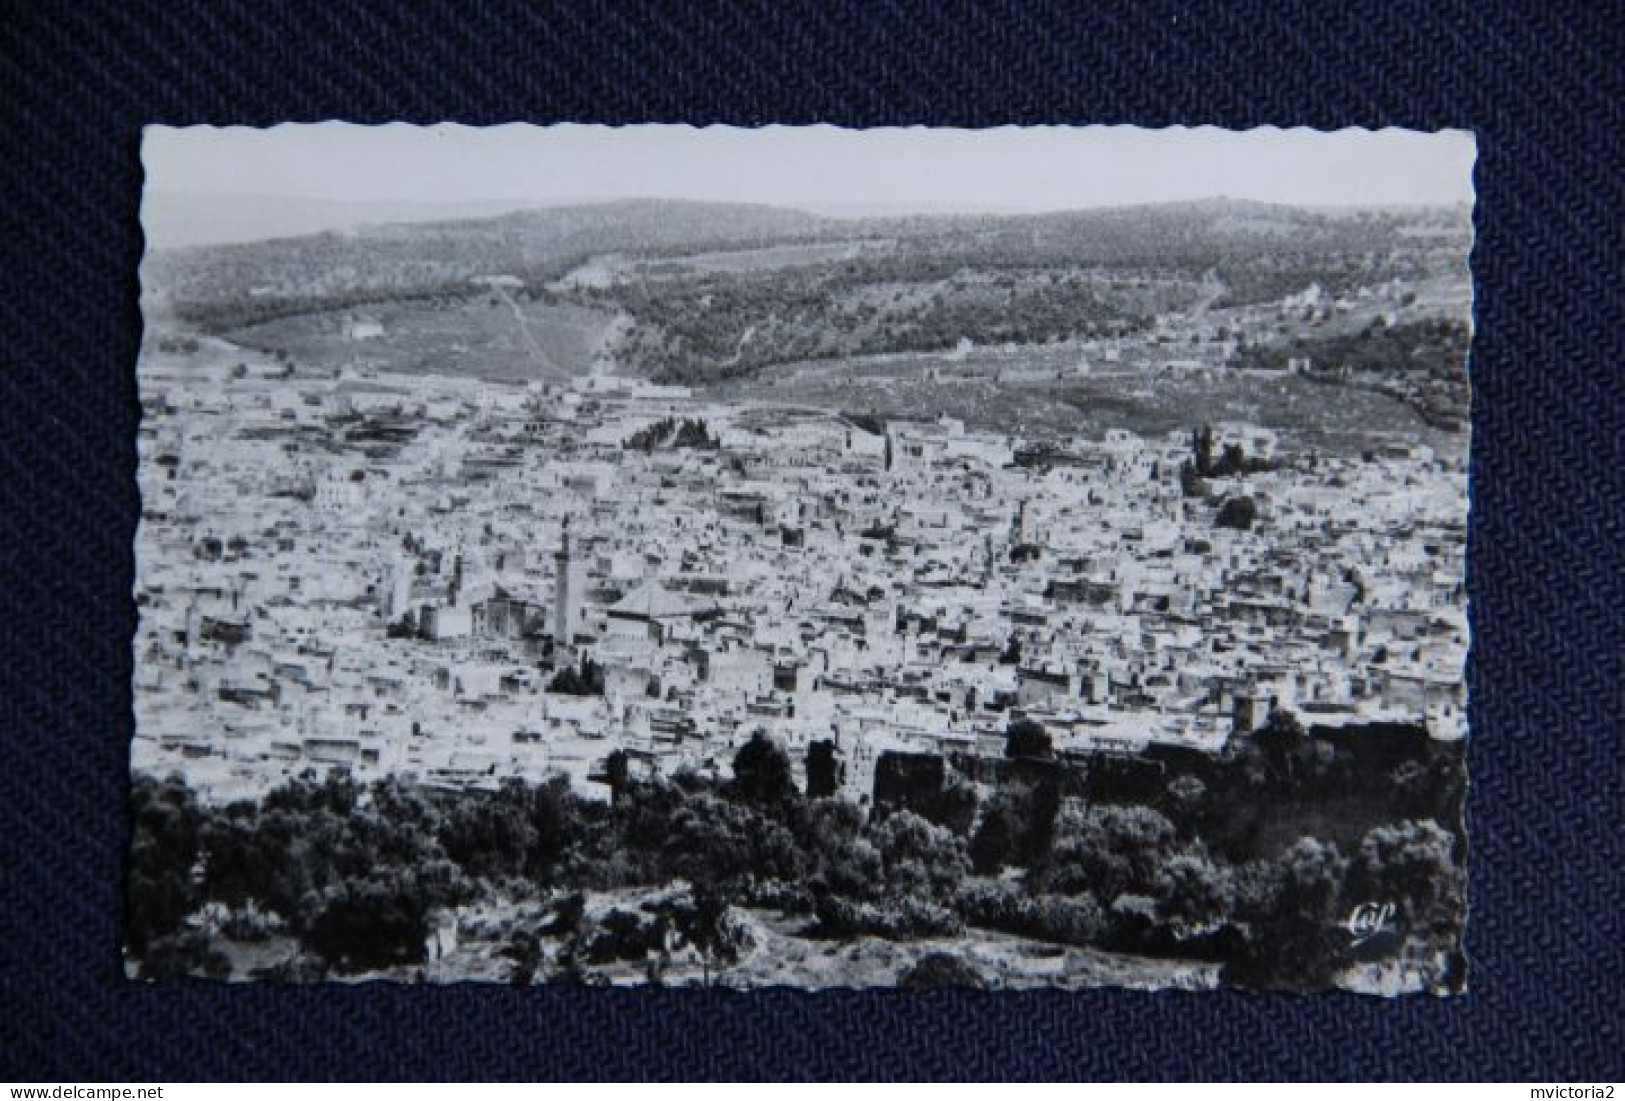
left=574, top=907, right=671, bottom=965
left=1023, top=893, right=1107, bottom=947
left=814, top=894, right=964, bottom=940
left=1215, top=496, right=1258, bottom=531
left=542, top=892, right=586, bottom=936
left=213, top=900, right=282, bottom=941
left=955, top=881, right=1106, bottom=948
left=549, top=656, right=605, bottom=696
left=737, top=877, right=815, bottom=913
left=138, top=930, right=231, bottom=981
left=899, top=952, right=987, bottom=990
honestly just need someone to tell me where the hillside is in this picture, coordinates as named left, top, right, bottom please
left=142, top=198, right=834, bottom=331
left=140, top=197, right=1473, bottom=446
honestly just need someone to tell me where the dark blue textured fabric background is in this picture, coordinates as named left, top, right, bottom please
left=1, top=0, right=1621, bottom=1081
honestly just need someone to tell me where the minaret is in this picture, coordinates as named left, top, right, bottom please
left=553, top=518, right=575, bottom=645
left=387, top=553, right=414, bottom=620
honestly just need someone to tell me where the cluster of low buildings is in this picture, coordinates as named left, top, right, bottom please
left=133, top=340, right=1469, bottom=804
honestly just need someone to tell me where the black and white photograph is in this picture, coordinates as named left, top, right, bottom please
left=127, top=123, right=1475, bottom=993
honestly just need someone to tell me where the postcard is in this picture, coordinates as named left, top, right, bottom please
left=128, top=123, right=1474, bottom=992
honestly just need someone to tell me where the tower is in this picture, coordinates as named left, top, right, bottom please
left=387, top=552, right=414, bottom=620
left=554, top=518, right=576, bottom=644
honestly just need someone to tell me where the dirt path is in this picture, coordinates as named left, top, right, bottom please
left=489, top=281, right=555, bottom=375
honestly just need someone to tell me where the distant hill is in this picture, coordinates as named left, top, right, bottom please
left=143, top=197, right=834, bottom=323
left=141, top=196, right=1471, bottom=393
left=141, top=192, right=547, bottom=249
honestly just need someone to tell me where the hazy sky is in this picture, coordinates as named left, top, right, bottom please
left=145, top=123, right=1477, bottom=215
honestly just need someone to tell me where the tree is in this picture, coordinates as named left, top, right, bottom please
left=967, top=780, right=1062, bottom=874
left=1043, top=804, right=1177, bottom=900
left=1389, top=752, right=1466, bottom=822
left=1004, top=719, right=1053, bottom=760
left=969, top=795, right=1022, bottom=874
left=1153, top=850, right=1237, bottom=938
left=1254, top=706, right=1306, bottom=747
left=1215, top=495, right=1258, bottom=531
left=669, top=881, right=751, bottom=987
left=1193, top=424, right=1216, bottom=477
left=1252, top=708, right=1310, bottom=785
left=549, top=654, right=604, bottom=696
left=502, top=929, right=542, bottom=987
left=871, top=811, right=971, bottom=901
left=127, top=773, right=203, bottom=954
left=928, top=775, right=981, bottom=837
left=798, top=797, right=882, bottom=900
left=602, top=750, right=632, bottom=803
left=1165, top=773, right=1208, bottom=825
left=1178, top=459, right=1207, bottom=499
left=521, top=776, right=582, bottom=880
left=1223, top=837, right=1350, bottom=991
left=662, top=793, right=799, bottom=885
left=543, top=892, right=587, bottom=937
left=198, top=800, right=277, bottom=908
left=1350, top=819, right=1463, bottom=935
left=303, top=863, right=463, bottom=972
left=437, top=782, right=536, bottom=880
left=1018, top=780, right=1063, bottom=867
left=191, top=771, right=470, bottom=970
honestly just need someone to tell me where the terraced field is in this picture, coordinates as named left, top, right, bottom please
left=715, top=340, right=1462, bottom=458
left=228, top=296, right=624, bottom=382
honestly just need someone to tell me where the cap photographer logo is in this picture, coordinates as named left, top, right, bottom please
left=1342, top=901, right=1399, bottom=947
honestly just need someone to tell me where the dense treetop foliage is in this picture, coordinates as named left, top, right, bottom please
left=128, top=712, right=1465, bottom=990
